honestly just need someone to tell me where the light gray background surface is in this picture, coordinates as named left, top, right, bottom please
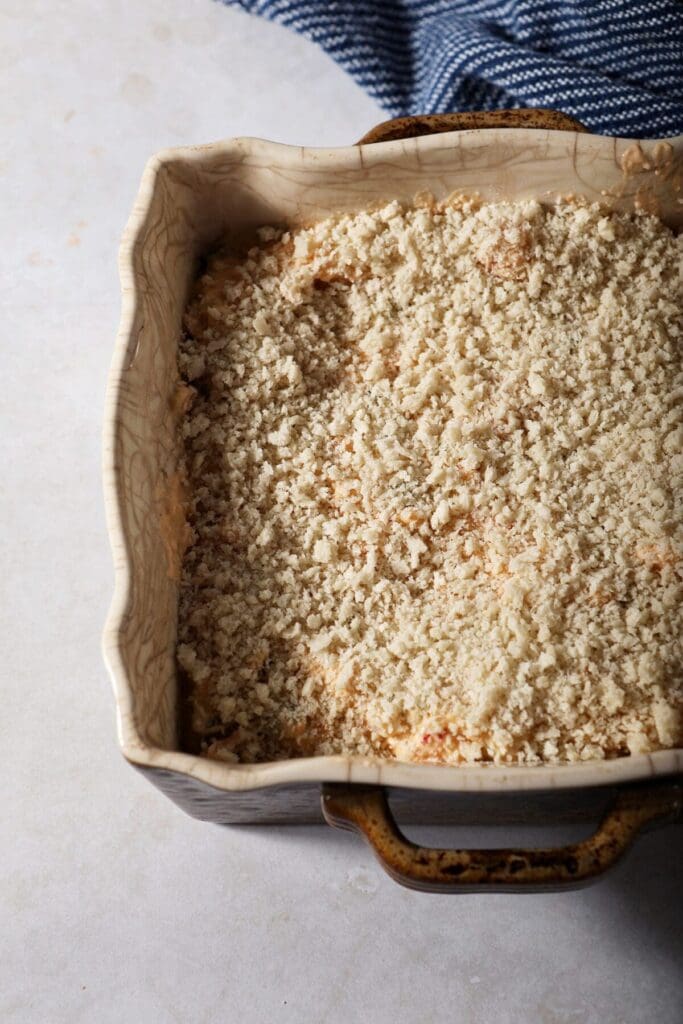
left=1, top=1, right=681, bottom=1021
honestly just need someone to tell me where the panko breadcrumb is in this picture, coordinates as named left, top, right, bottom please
left=176, top=196, right=683, bottom=765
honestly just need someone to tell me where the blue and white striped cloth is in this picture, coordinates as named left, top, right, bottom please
left=222, top=0, right=683, bottom=137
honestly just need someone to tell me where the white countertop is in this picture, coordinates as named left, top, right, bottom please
left=2, top=1, right=681, bottom=1021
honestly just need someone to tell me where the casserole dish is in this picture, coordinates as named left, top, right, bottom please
left=104, top=109, right=683, bottom=892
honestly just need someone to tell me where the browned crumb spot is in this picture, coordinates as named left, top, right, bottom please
left=157, top=471, right=193, bottom=580
left=170, top=381, right=196, bottom=418
left=475, top=222, right=532, bottom=280
left=634, top=543, right=682, bottom=575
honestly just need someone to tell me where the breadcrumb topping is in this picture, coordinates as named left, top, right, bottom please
left=177, top=197, right=683, bottom=765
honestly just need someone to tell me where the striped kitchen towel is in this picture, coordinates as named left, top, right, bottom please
left=222, top=0, right=683, bottom=137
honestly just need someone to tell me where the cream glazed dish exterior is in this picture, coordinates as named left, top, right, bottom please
left=103, top=117, right=683, bottom=878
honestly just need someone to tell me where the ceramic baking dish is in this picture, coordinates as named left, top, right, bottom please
left=104, top=110, right=683, bottom=892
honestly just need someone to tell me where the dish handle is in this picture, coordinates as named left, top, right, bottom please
left=357, top=107, right=587, bottom=145
left=321, top=783, right=681, bottom=893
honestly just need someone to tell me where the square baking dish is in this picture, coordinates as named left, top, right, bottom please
left=104, top=110, right=683, bottom=891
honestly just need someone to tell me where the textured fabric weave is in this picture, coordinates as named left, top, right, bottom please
left=223, top=0, right=683, bottom=137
